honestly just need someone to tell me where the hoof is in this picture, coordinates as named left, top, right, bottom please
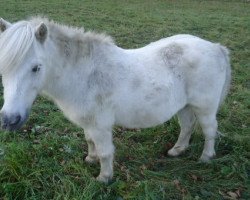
left=85, top=155, right=99, bottom=164
left=199, top=153, right=215, bottom=163
left=96, top=174, right=113, bottom=184
left=168, top=146, right=187, bottom=157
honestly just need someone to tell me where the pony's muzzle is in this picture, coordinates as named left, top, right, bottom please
left=0, top=112, right=25, bottom=131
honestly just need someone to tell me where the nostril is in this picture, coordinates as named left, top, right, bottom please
left=10, top=115, right=21, bottom=126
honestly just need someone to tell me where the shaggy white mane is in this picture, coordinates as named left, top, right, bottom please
left=29, top=17, right=114, bottom=45
left=0, top=17, right=114, bottom=73
left=0, top=21, right=34, bottom=73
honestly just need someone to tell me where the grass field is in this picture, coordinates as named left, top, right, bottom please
left=0, top=0, right=249, bottom=199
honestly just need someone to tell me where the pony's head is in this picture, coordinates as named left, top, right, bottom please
left=0, top=18, right=48, bottom=131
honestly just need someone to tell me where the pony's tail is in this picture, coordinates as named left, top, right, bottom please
left=219, top=45, right=231, bottom=105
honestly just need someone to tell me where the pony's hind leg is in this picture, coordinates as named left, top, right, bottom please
left=195, top=109, right=218, bottom=162
left=168, top=106, right=196, bottom=156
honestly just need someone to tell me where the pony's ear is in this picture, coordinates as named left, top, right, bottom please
left=35, top=22, right=47, bottom=43
left=0, top=18, right=12, bottom=32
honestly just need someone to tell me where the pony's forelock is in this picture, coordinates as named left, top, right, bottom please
left=0, top=21, right=35, bottom=74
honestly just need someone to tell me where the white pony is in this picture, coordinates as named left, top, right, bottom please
left=0, top=17, right=231, bottom=183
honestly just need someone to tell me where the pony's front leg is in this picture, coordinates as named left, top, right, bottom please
left=84, top=133, right=99, bottom=163
left=88, top=127, right=114, bottom=183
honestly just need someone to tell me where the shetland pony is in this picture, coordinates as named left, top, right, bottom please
left=0, top=17, right=231, bottom=182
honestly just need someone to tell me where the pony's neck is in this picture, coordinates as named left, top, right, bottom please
left=40, top=23, right=123, bottom=106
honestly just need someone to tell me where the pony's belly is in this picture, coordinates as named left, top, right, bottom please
left=115, top=112, right=169, bottom=128
left=114, top=100, right=185, bottom=128
left=114, top=77, right=187, bottom=128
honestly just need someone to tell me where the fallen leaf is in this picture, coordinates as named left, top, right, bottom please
left=33, top=139, right=40, bottom=144
left=227, top=191, right=239, bottom=199
left=190, top=174, right=198, bottom=181
left=219, top=189, right=240, bottom=200
left=235, top=189, right=241, bottom=198
left=190, top=174, right=202, bottom=181
left=166, top=142, right=174, bottom=149
left=140, top=164, right=147, bottom=171
left=60, top=160, right=66, bottom=165
left=173, top=179, right=181, bottom=190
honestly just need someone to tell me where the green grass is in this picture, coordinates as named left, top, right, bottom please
left=0, top=0, right=249, bottom=199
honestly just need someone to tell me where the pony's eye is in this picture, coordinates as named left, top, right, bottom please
left=32, top=65, right=40, bottom=73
